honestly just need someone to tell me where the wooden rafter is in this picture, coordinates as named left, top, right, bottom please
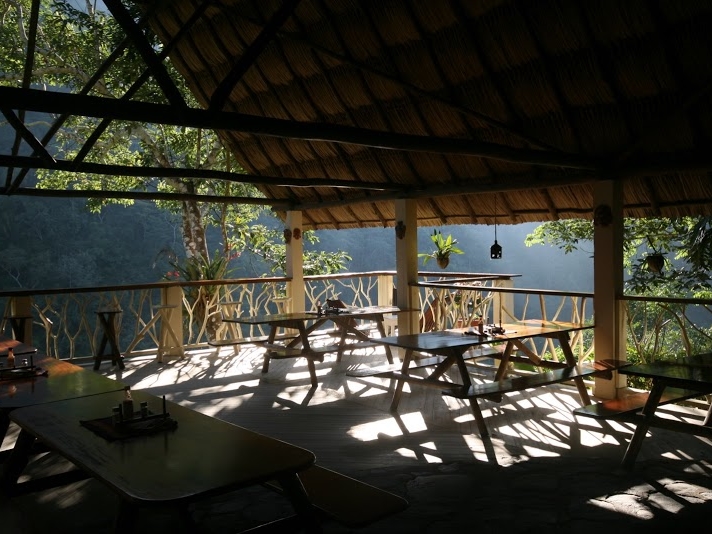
left=209, top=0, right=303, bottom=111
left=0, top=154, right=402, bottom=191
left=0, top=87, right=599, bottom=170
left=104, top=0, right=187, bottom=110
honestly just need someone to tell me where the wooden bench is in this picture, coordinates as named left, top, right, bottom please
left=440, top=362, right=622, bottom=438
left=442, top=363, right=611, bottom=402
left=264, top=464, right=408, bottom=529
left=262, top=344, right=341, bottom=387
left=207, top=334, right=298, bottom=355
left=346, top=345, right=502, bottom=378
left=573, top=387, right=709, bottom=421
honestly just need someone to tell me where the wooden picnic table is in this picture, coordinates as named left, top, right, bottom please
left=224, top=306, right=402, bottom=387
left=1, top=335, right=126, bottom=448
left=1, top=389, right=321, bottom=532
left=352, top=320, right=606, bottom=441
left=618, top=354, right=712, bottom=469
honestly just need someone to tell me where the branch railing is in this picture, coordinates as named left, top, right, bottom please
left=416, top=279, right=595, bottom=364
left=18, top=274, right=712, bottom=369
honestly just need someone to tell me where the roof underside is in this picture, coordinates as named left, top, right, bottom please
left=4, top=0, right=712, bottom=230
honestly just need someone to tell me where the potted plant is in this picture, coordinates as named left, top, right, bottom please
left=419, top=229, right=464, bottom=269
left=644, top=237, right=666, bottom=273
left=645, top=252, right=666, bottom=273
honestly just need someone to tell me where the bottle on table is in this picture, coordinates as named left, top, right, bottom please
left=7, top=347, right=15, bottom=368
left=122, top=386, right=134, bottom=420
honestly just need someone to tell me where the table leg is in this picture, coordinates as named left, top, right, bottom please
left=0, top=428, right=35, bottom=498
left=493, top=341, right=514, bottom=381
left=0, top=410, right=10, bottom=453
left=558, top=333, right=591, bottom=405
left=95, top=312, right=125, bottom=370
left=277, top=472, right=323, bottom=533
left=374, top=316, right=394, bottom=364
left=262, top=326, right=280, bottom=374
left=389, top=349, right=414, bottom=413
left=468, top=398, right=490, bottom=437
left=621, top=379, right=667, bottom=469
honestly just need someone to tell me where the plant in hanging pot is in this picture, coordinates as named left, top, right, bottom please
left=645, top=251, right=666, bottom=273
left=418, top=229, right=464, bottom=269
left=644, top=237, right=666, bottom=273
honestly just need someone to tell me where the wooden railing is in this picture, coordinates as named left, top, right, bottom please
left=0, top=270, right=598, bottom=364
left=416, top=279, right=595, bottom=363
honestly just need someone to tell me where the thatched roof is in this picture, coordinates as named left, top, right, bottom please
left=5, top=1, right=712, bottom=230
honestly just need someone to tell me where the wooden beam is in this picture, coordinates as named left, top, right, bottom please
left=6, top=0, right=41, bottom=189
left=0, top=109, right=55, bottom=164
left=0, top=154, right=402, bottom=191
left=103, top=0, right=187, bottom=110
left=72, top=1, right=211, bottom=167
left=0, top=186, right=291, bottom=207
left=210, top=0, right=303, bottom=111
left=0, top=87, right=599, bottom=170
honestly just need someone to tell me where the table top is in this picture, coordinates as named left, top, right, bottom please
left=225, top=306, right=402, bottom=325
left=378, top=320, right=591, bottom=351
left=620, top=358, right=712, bottom=389
left=1, top=351, right=125, bottom=409
left=0, top=337, right=38, bottom=357
left=10, top=389, right=316, bottom=505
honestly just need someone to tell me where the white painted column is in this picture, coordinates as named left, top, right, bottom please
left=592, top=180, right=627, bottom=398
left=395, top=199, right=419, bottom=334
left=285, top=211, right=305, bottom=312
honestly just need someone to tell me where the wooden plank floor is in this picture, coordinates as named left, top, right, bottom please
left=3, top=342, right=712, bottom=533
left=88, top=342, right=712, bottom=471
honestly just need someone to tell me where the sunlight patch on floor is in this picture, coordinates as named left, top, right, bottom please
left=348, top=412, right=427, bottom=441
left=197, top=395, right=252, bottom=417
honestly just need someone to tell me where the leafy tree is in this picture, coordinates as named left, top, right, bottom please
left=526, top=217, right=712, bottom=369
left=1, top=1, right=350, bottom=333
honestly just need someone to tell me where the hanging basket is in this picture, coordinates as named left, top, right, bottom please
left=437, top=256, right=450, bottom=269
left=646, top=253, right=665, bottom=273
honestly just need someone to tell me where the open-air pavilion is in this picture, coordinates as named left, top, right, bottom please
left=3, top=1, right=712, bottom=532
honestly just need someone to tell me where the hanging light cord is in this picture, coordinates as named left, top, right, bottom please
left=494, top=194, right=498, bottom=240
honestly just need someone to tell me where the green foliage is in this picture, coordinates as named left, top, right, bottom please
left=526, top=217, right=711, bottom=295
left=1, top=1, right=347, bottom=288
left=526, top=217, right=712, bottom=374
left=418, top=229, right=464, bottom=265
left=167, top=252, right=233, bottom=283
left=230, top=225, right=351, bottom=276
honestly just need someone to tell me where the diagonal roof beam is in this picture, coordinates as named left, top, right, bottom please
left=0, top=87, right=600, bottom=170
left=6, top=0, right=41, bottom=189
left=209, top=0, right=303, bottom=111
left=103, top=0, right=187, bottom=110
left=0, top=109, right=56, bottom=165
left=72, top=1, right=211, bottom=167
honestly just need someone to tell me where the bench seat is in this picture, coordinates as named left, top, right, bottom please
left=207, top=334, right=298, bottom=348
left=442, top=363, right=612, bottom=401
left=573, top=388, right=709, bottom=420
left=346, top=345, right=502, bottom=378
left=264, top=465, right=408, bottom=528
left=261, top=344, right=342, bottom=387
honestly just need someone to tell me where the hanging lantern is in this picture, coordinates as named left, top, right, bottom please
left=490, top=194, right=502, bottom=259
